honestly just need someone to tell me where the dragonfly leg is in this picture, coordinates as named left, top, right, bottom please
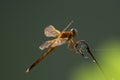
left=67, top=40, right=75, bottom=51
left=67, top=40, right=71, bottom=49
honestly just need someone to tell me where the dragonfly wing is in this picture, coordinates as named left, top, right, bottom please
left=44, top=25, right=60, bottom=37
left=39, top=39, right=56, bottom=50
left=51, top=38, right=68, bottom=47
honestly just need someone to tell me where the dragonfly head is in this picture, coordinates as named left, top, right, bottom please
left=70, top=28, right=78, bottom=37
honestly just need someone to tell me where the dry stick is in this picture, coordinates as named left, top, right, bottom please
left=26, top=47, right=57, bottom=73
left=79, top=40, right=108, bottom=80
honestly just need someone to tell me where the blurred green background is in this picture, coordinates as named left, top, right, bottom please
left=0, top=0, right=120, bottom=80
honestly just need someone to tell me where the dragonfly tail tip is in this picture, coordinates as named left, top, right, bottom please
left=26, top=68, right=30, bottom=73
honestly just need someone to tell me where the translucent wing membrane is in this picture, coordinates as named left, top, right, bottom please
left=39, top=40, right=56, bottom=50
left=44, top=25, right=60, bottom=37
left=39, top=38, right=68, bottom=50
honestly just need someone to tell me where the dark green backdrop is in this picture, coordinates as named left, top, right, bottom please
left=0, top=0, right=120, bottom=80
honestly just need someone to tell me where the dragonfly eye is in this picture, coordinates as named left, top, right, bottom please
left=70, top=28, right=78, bottom=36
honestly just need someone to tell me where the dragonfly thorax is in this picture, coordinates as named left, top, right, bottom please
left=59, top=28, right=77, bottom=40
left=59, top=32, right=71, bottom=38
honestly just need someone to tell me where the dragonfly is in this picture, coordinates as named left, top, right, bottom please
left=26, top=21, right=83, bottom=73
left=26, top=21, right=106, bottom=80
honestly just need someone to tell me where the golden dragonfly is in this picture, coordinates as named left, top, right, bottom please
left=26, top=21, right=79, bottom=73
left=26, top=21, right=106, bottom=79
